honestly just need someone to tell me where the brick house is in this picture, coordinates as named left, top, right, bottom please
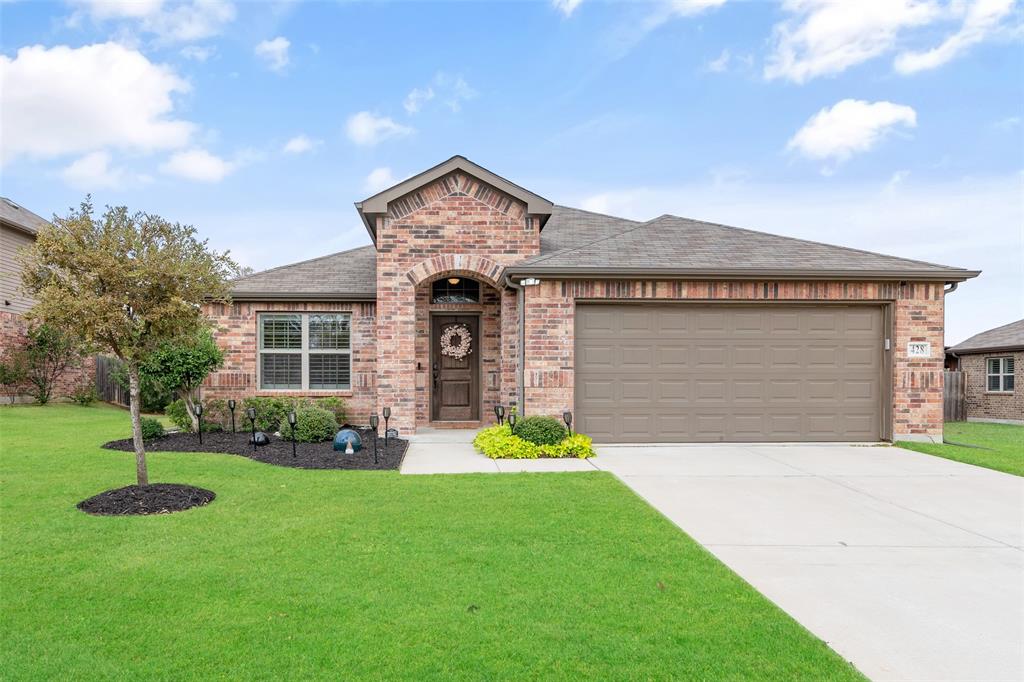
left=0, top=197, right=94, bottom=402
left=947, top=320, right=1023, bottom=424
left=204, top=156, right=980, bottom=443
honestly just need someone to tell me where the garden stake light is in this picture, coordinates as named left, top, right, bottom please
left=383, top=406, right=391, bottom=450
left=228, top=399, right=236, bottom=433
left=194, top=402, right=204, bottom=445
left=369, top=414, right=379, bottom=465
left=246, top=407, right=257, bottom=453
left=287, top=411, right=297, bottom=458
left=563, top=410, right=573, bottom=436
left=508, top=412, right=517, bottom=434
left=494, top=404, right=505, bottom=426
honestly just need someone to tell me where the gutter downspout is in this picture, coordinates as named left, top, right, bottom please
left=944, top=282, right=959, bottom=370
left=504, top=273, right=526, bottom=416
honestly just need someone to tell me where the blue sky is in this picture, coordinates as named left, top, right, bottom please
left=1, top=0, right=1021, bottom=343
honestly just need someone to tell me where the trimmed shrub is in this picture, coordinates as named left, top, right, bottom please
left=139, top=417, right=165, bottom=440
left=165, top=399, right=191, bottom=431
left=314, top=397, right=347, bottom=424
left=241, top=397, right=291, bottom=433
left=165, top=398, right=228, bottom=432
left=280, top=405, right=338, bottom=443
left=70, top=380, right=99, bottom=406
left=514, top=415, right=567, bottom=446
left=473, top=425, right=595, bottom=459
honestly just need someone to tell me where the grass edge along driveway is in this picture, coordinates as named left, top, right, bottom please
left=897, top=420, right=1024, bottom=477
left=1, top=404, right=864, bottom=680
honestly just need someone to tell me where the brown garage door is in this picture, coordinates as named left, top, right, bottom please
left=575, top=304, right=884, bottom=442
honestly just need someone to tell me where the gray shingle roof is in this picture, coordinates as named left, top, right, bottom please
left=948, top=319, right=1024, bottom=354
left=510, top=214, right=978, bottom=281
left=0, top=198, right=49, bottom=235
left=541, top=205, right=640, bottom=252
left=230, top=245, right=376, bottom=300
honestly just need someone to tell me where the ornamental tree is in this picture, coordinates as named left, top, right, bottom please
left=139, top=328, right=224, bottom=431
left=21, top=199, right=239, bottom=486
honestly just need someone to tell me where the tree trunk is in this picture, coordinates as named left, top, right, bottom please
left=128, top=363, right=149, bottom=487
left=183, top=389, right=199, bottom=432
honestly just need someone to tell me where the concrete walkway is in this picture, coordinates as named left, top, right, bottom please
left=401, top=433, right=1024, bottom=680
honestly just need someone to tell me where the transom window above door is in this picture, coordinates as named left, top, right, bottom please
left=432, top=277, right=480, bottom=304
left=258, top=313, right=351, bottom=390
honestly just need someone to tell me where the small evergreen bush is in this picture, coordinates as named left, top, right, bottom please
left=139, top=417, right=165, bottom=440
left=514, top=415, right=567, bottom=446
left=473, top=425, right=594, bottom=459
left=165, top=399, right=191, bottom=431
left=70, top=380, right=99, bottom=406
left=280, top=405, right=338, bottom=443
left=241, top=396, right=291, bottom=432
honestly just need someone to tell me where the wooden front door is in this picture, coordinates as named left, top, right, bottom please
left=431, top=315, right=480, bottom=422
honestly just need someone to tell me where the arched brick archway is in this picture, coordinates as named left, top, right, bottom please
left=404, top=255, right=505, bottom=290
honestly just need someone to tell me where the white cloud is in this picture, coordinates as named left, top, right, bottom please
left=180, top=44, right=214, bottom=61
left=883, top=169, right=912, bottom=195
left=69, top=0, right=236, bottom=44
left=255, top=36, right=290, bottom=72
left=403, top=86, right=434, bottom=114
left=404, top=73, right=477, bottom=114
left=765, top=0, right=939, bottom=83
left=60, top=151, right=150, bottom=190
left=0, top=42, right=194, bottom=164
left=993, top=115, right=1022, bottom=131
left=552, top=0, right=584, bottom=17
left=345, top=112, right=413, bottom=146
left=159, top=148, right=235, bottom=182
left=569, top=173, right=1023, bottom=345
left=282, top=135, right=320, bottom=154
left=606, top=0, right=728, bottom=59
left=787, top=99, right=917, bottom=169
left=705, top=48, right=731, bottom=72
left=894, top=0, right=1015, bottom=74
left=364, top=167, right=395, bottom=192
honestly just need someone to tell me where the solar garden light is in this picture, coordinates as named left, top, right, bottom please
left=246, top=406, right=257, bottom=453
left=494, top=404, right=505, bottom=426
left=228, top=399, right=236, bottom=433
left=369, top=414, right=380, bottom=465
left=194, top=402, right=204, bottom=445
left=508, top=412, right=517, bottom=434
left=287, top=410, right=297, bottom=458
left=382, top=406, right=391, bottom=450
left=563, top=410, right=573, bottom=436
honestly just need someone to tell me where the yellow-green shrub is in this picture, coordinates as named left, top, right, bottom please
left=473, top=425, right=595, bottom=459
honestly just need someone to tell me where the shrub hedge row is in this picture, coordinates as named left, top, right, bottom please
left=473, top=423, right=594, bottom=459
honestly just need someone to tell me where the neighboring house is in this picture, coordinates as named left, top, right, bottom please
left=204, top=156, right=980, bottom=443
left=947, top=320, right=1023, bottom=424
left=0, top=197, right=93, bottom=401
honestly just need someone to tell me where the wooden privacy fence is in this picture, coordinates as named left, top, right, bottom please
left=95, top=354, right=129, bottom=407
left=943, top=370, right=966, bottom=422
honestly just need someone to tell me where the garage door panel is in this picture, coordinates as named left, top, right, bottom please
left=575, top=304, right=883, bottom=442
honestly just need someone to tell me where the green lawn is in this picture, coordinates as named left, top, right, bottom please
left=897, top=421, right=1024, bottom=477
left=1, top=404, right=862, bottom=680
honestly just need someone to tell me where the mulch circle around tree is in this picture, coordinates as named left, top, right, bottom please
left=77, top=483, right=215, bottom=516
left=102, top=428, right=408, bottom=471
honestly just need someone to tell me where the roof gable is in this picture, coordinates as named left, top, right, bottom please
left=355, top=155, right=553, bottom=243
left=0, top=197, right=49, bottom=236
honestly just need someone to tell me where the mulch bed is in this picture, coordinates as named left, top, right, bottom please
left=77, top=483, right=215, bottom=516
left=102, top=428, right=408, bottom=471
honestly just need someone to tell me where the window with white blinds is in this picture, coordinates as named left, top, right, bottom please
left=259, top=313, right=352, bottom=390
left=986, top=357, right=1015, bottom=393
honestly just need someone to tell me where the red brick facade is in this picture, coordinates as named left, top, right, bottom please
left=959, top=351, right=1023, bottom=423
left=204, top=169, right=951, bottom=441
left=0, top=310, right=96, bottom=403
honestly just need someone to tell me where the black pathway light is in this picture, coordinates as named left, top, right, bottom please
left=508, top=412, right=517, bottom=435
left=246, top=406, right=257, bottom=453
left=194, top=402, right=204, bottom=445
left=228, top=399, right=236, bottom=433
left=563, top=410, right=573, bottom=436
left=369, top=414, right=380, bottom=465
left=494, top=404, right=505, bottom=426
left=287, top=410, right=297, bottom=458
left=382, top=407, right=391, bottom=450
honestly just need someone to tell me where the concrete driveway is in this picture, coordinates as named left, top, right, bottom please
left=592, top=444, right=1024, bottom=681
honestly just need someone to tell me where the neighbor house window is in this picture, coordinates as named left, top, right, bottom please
left=432, top=277, right=479, bottom=304
left=986, top=357, right=1014, bottom=393
left=259, top=313, right=351, bottom=390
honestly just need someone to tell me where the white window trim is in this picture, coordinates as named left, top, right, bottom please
left=986, top=356, right=1014, bottom=393
left=258, top=313, right=352, bottom=391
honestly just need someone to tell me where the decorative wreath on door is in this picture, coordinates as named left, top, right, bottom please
left=440, top=324, right=473, bottom=360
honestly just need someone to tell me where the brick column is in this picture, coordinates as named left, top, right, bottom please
left=892, top=282, right=945, bottom=441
